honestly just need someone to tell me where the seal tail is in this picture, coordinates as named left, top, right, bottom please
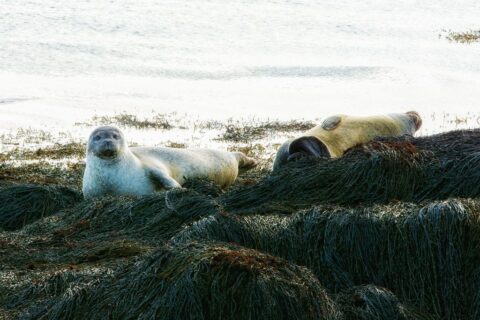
left=233, top=152, right=257, bottom=171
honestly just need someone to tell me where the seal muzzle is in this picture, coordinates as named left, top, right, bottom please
left=287, top=136, right=331, bottom=162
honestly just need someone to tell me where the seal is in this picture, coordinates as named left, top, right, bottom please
left=82, top=126, right=257, bottom=199
left=273, top=111, right=422, bottom=170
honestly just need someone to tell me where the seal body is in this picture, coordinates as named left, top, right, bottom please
left=82, top=126, right=256, bottom=199
left=82, top=150, right=155, bottom=198
left=273, top=111, right=422, bottom=170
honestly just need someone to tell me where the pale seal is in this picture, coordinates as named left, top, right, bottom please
left=82, top=126, right=257, bottom=199
left=273, top=111, right=422, bottom=170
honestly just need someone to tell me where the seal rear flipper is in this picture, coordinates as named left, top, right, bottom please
left=406, top=111, right=422, bottom=131
left=233, top=152, right=257, bottom=171
left=287, top=136, right=330, bottom=162
left=148, top=168, right=182, bottom=190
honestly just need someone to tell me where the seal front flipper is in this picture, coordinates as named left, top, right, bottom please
left=287, top=136, right=330, bottom=162
left=321, top=115, right=342, bottom=131
left=148, top=168, right=182, bottom=190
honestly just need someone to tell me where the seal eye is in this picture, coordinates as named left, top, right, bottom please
left=94, top=135, right=101, bottom=141
left=113, top=134, right=119, bottom=140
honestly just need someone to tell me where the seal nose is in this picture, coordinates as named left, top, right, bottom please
left=287, top=136, right=331, bottom=161
left=287, top=152, right=307, bottom=162
left=102, top=140, right=114, bottom=149
left=98, top=139, right=118, bottom=158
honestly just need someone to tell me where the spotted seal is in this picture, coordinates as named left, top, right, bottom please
left=273, top=111, right=422, bottom=170
left=82, top=126, right=257, bottom=198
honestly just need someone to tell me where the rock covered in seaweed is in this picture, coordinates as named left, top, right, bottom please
left=0, top=184, right=81, bottom=231
left=335, top=285, right=433, bottom=320
left=17, top=242, right=342, bottom=320
left=172, top=198, right=479, bottom=319
left=3, top=129, right=480, bottom=319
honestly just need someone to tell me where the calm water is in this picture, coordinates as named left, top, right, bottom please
left=1, top=0, right=480, bottom=136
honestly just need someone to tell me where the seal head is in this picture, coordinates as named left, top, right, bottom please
left=287, top=136, right=331, bottom=162
left=87, top=126, right=126, bottom=161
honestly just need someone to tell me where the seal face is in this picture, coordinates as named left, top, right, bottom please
left=273, top=111, right=422, bottom=171
left=287, top=136, right=331, bottom=162
left=82, top=126, right=257, bottom=199
left=87, top=126, right=126, bottom=160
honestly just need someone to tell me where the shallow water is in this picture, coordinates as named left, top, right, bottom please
left=1, top=0, right=480, bottom=140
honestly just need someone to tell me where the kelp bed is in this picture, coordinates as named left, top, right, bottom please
left=1, top=129, right=480, bottom=319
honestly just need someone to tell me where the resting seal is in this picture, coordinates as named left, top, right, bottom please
left=273, top=111, right=422, bottom=170
left=82, top=126, right=257, bottom=199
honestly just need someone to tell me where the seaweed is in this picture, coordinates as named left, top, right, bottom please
left=18, top=242, right=342, bottom=320
left=222, top=130, right=480, bottom=213
left=172, top=199, right=477, bottom=319
left=335, top=285, right=433, bottom=320
left=2, top=128, right=480, bottom=319
left=0, top=185, right=82, bottom=231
